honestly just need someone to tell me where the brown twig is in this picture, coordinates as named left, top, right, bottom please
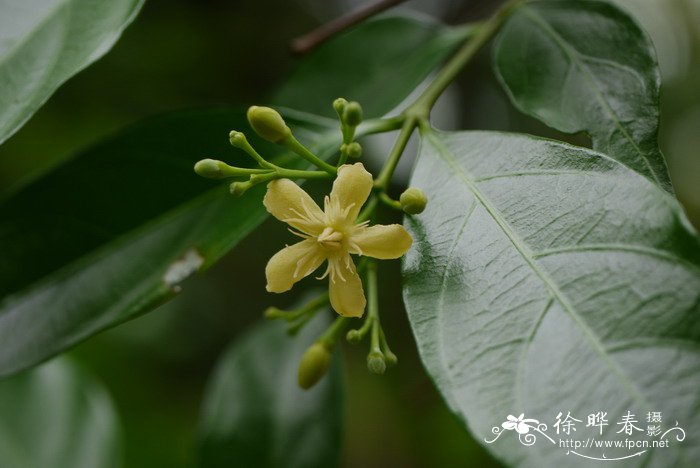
left=290, top=0, right=409, bottom=55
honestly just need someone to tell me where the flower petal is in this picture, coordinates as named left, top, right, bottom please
left=350, top=224, right=413, bottom=259
left=328, top=256, right=366, bottom=317
left=502, top=421, right=517, bottom=430
left=266, top=240, right=325, bottom=293
left=329, top=163, right=373, bottom=222
left=516, top=422, right=530, bottom=434
left=264, top=179, right=325, bottom=235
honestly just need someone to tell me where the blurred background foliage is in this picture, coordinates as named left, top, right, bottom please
left=0, top=0, right=698, bottom=467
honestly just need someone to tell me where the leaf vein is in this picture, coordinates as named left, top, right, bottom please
left=521, top=6, right=661, bottom=186
left=425, top=129, right=655, bottom=413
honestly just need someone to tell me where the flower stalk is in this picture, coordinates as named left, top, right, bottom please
left=265, top=292, right=330, bottom=335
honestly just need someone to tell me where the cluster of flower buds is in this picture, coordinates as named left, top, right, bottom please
left=333, top=98, right=364, bottom=165
left=194, top=106, right=337, bottom=196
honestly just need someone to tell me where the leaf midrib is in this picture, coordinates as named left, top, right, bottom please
left=520, top=5, right=661, bottom=186
left=423, top=128, right=654, bottom=413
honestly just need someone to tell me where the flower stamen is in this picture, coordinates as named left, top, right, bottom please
left=287, top=228, right=311, bottom=239
left=317, top=226, right=344, bottom=251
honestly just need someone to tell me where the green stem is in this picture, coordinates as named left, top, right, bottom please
left=368, top=0, right=521, bottom=194
left=230, top=131, right=278, bottom=170
left=378, top=192, right=402, bottom=210
left=406, top=0, right=522, bottom=119
left=378, top=326, right=397, bottom=365
left=302, top=292, right=330, bottom=314
left=366, top=262, right=382, bottom=355
left=283, top=135, right=338, bottom=174
left=337, top=146, right=350, bottom=167
left=374, top=117, right=417, bottom=190
left=319, top=316, right=352, bottom=347
left=274, top=168, right=334, bottom=180
left=356, top=115, right=405, bottom=136
left=352, top=312, right=374, bottom=340
left=338, top=115, right=406, bottom=168
left=341, top=124, right=356, bottom=145
left=356, top=195, right=379, bottom=223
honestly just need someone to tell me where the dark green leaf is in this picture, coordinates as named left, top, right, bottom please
left=273, top=14, right=473, bottom=119
left=493, top=0, right=672, bottom=191
left=0, top=0, right=144, bottom=145
left=198, top=313, right=343, bottom=468
left=0, top=108, right=337, bottom=377
left=0, top=357, right=121, bottom=468
left=403, top=130, right=700, bottom=466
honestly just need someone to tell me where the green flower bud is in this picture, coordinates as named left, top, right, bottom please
left=230, top=180, right=252, bottom=197
left=194, top=158, right=256, bottom=179
left=345, top=142, right=362, bottom=159
left=246, top=106, right=291, bottom=143
left=333, top=97, right=348, bottom=117
left=342, top=102, right=363, bottom=127
left=264, top=306, right=285, bottom=319
left=298, top=343, right=332, bottom=389
left=383, top=350, right=398, bottom=367
left=399, top=187, right=428, bottom=214
left=367, top=351, right=386, bottom=375
left=194, top=159, right=225, bottom=179
left=346, top=329, right=362, bottom=344
left=229, top=130, right=248, bottom=148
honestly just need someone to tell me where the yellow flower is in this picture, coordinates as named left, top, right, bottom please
left=263, top=163, right=413, bottom=317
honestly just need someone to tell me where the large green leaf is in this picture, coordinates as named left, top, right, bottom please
left=0, top=11, right=463, bottom=377
left=0, top=0, right=144, bottom=145
left=0, top=357, right=121, bottom=468
left=493, top=0, right=672, bottom=192
left=273, top=14, right=473, bottom=119
left=0, top=108, right=338, bottom=378
left=403, top=130, right=700, bottom=467
left=198, top=313, right=343, bottom=468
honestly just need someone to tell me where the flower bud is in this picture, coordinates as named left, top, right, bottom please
left=383, top=350, right=398, bottom=367
left=346, top=329, right=362, bottom=344
left=246, top=106, right=291, bottom=143
left=342, top=102, right=363, bottom=127
left=333, top=98, right=348, bottom=116
left=264, top=306, right=285, bottom=320
left=400, top=187, right=428, bottom=214
left=367, top=351, right=386, bottom=375
left=229, top=130, right=248, bottom=148
left=230, top=180, right=252, bottom=197
left=194, top=159, right=225, bottom=179
left=345, top=142, right=362, bottom=159
left=298, top=343, right=332, bottom=389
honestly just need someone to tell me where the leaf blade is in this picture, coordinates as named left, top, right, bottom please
left=0, top=11, right=466, bottom=376
left=493, top=0, right=672, bottom=191
left=0, top=357, right=121, bottom=468
left=198, top=313, right=343, bottom=468
left=0, top=108, right=336, bottom=377
left=403, top=129, right=700, bottom=466
left=0, top=0, right=144, bottom=145
left=273, top=14, right=472, bottom=119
